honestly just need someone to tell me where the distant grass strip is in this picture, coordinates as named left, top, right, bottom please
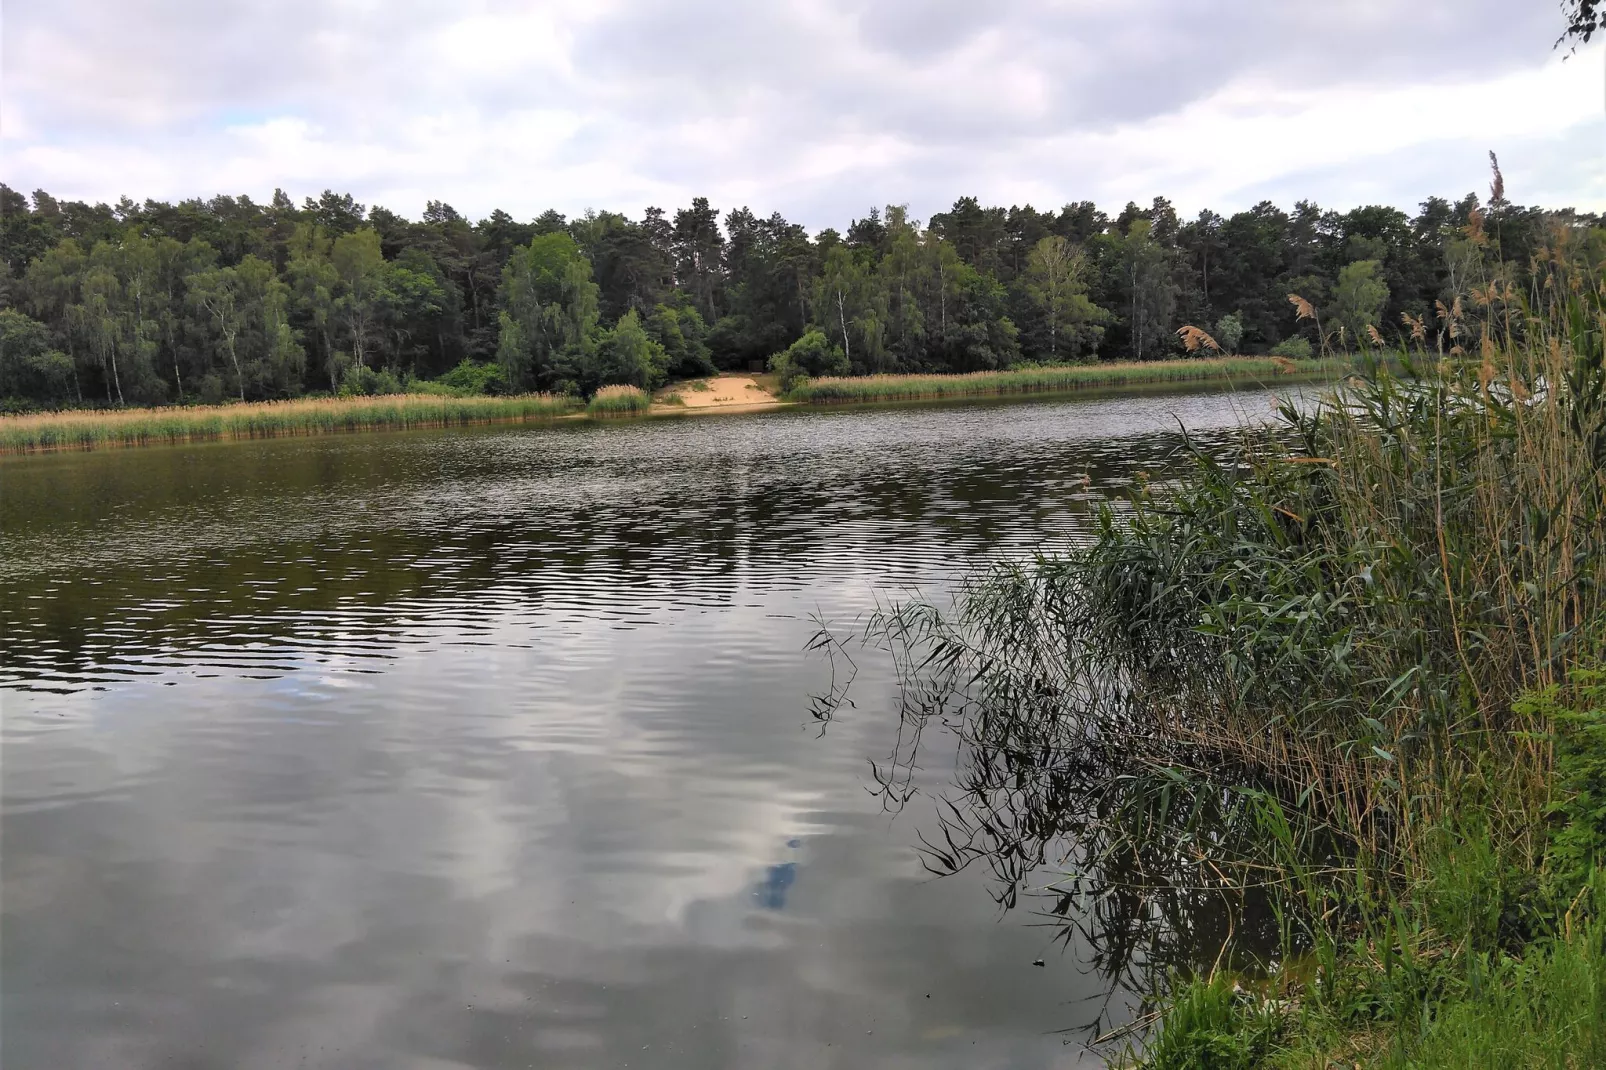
left=785, top=356, right=1351, bottom=404
left=585, top=384, right=651, bottom=417
left=0, top=393, right=580, bottom=453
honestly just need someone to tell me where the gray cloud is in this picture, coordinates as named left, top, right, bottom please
left=2, top=0, right=1597, bottom=225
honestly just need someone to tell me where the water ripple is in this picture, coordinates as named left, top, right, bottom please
left=1, top=386, right=1299, bottom=1068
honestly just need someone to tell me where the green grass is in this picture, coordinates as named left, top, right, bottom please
left=584, top=384, right=651, bottom=417
left=1133, top=974, right=1285, bottom=1070
left=0, top=393, right=580, bottom=453
left=1137, top=844, right=1606, bottom=1070
left=784, top=357, right=1351, bottom=404
left=1140, top=893, right=1606, bottom=1069
left=1391, top=922, right=1606, bottom=1069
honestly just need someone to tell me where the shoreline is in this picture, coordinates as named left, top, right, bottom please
left=0, top=393, right=583, bottom=455
left=1, top=358, right=1348, bottom=455
left=784, top=356, right=1348, bottom=404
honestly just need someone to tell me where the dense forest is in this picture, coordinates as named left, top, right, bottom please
left=0, top=178, right=1600, bottom=407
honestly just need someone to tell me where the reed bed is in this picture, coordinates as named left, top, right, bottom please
left=915, top=319, right=1593, bottom=873
left=584, top=384, right=651, bottom=417
left=822, top=293, right=1606, bottom=888
left=0, top=393, right=581, bottom=453
left=786, top=356, right=1349, bottom=404
left=812, top=247, right=1606, bottom=1064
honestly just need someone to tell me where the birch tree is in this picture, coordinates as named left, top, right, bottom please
left=1024, top=235, right=1105, bottom=361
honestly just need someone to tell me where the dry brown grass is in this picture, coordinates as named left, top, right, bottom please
left=787, top=356, right=1348, bottom=403
left=0, top=393, right=579, bottom=452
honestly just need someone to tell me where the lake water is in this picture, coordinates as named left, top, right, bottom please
left=1, top=386, right=1291, bottom=1069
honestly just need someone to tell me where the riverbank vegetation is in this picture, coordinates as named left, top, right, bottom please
left=812, top=189, right=1606, bottom=1064
left=3, top=166, right=1596, bottom=413
left=1, top=354, right=1365, bottom=453
left=0, top=392, right=578, bottom=452
left=584, top=384, right=651, bottom=417
left=784, top=356, right=1349, bottom=404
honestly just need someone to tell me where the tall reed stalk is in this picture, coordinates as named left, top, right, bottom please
left=584, top=384, right=652, bottom=417
left=812, top=218, right=1606, bottom=1006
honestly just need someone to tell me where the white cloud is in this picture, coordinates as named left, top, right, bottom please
left=2, top=0, right=1600, bottom=225
left=1050, top=44, right=1606, bottom=215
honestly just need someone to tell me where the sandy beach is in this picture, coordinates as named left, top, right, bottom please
left=658, top=376, right=786, bottom=413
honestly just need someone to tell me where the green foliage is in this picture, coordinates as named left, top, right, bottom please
left=583, top=309, right=669, bottom=393
left=188, top=253, right=304, bottom=401
left=1262, top=830, right=1606, bottom=1069
left=1332, top=259, right=1389, bottom=349
left=0, top=176, right=1596, bottom=414
left=1518, top=673, right=1606, bottom=892
left=496, top=231, right=599, bottom=392
left=1386, top=895, right=1606, bottom=1069
left=0, top=309, right=74, bottom=402
left=382, top=257, right=450, bottom=367
left=813, top=245, right=886, bottom=373
left=569, top=208, right=673, bottom=325
left=645, top=301, right=716, bottom=379
left=431, top=359, right=508, bottom=396
left=285, top=223, right=341, bottom=389
left=337, top=364, right=404, bottom=397
left=672, top=196, right=723, bottom=327
left=1416, top=817, right=1538, bottom=956
left=1268, top=336, right=1313, bottom=359
left=1560, top=0, right=1602, bottom=49
left=719, top=206, right=815, bottom=364
left=329, top=228, right=388, bottom=372
left=1022, top=234, right=1108, bottom=362
left=1113, top=219, right=1179, bottom=360
left=808, top=248, right=1606, bottom=1065
left=1214, top=312, right=1244, bottom=355
left=769, top=329, right=849, bottom=392
left=1138, top=859, right=1606, bottom=1069
left=941, top=263, right=1022, bottom=371
left=1137, top=975, right=1283, bottom=1070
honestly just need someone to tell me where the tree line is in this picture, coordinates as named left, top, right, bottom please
left=0, top=178, right=1599, bottom=407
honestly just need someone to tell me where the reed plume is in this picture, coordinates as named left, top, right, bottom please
left=1175, top=325, right=1221, bottom=353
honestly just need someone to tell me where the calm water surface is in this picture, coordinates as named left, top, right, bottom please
left=2, top=387, right=1290, bottom=1069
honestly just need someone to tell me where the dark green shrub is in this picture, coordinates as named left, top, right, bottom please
left=338, top=365, right=404, bottom=397
left=770, top=330, right=848, bottom=393
left=1269, top=336, right=1312, bottom=359
left=434, top=360, right=508, bottom=396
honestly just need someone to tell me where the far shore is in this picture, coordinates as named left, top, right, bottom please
left=1, top=357, right=1349, bottom=455
left=783, top=355, right=1349, bottom=404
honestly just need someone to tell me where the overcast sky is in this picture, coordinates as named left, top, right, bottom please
left=4, top=0, right=1603, bottom=229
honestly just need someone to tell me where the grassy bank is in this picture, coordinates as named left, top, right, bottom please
left=0, top=393, right=580, bottom=453
left=817, top=252, right=1606, bottom=1063
left=2, top=360, right=1348, bottom=452
left=585, top=384, right=652, bottom=417
left=785, top=356, right=1350, bottom=404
